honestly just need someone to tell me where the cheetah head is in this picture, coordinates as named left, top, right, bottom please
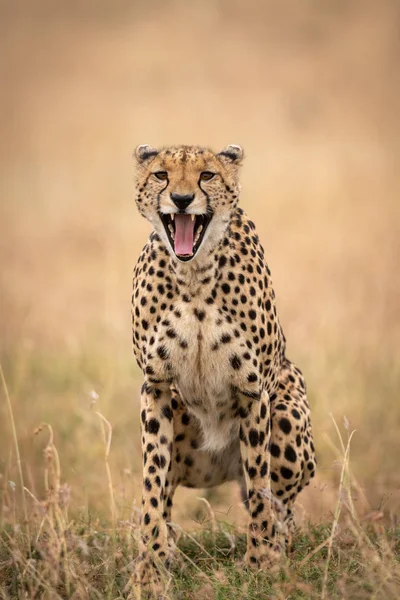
left=133, top=144, right=243, bottom=263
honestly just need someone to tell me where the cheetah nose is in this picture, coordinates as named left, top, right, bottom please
left=170, top=193, right=195, bottom=210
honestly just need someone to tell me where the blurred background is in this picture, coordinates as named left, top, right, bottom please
left=1, top=0, right=399, bottom=528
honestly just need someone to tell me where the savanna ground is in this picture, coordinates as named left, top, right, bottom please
left=1, top=1, right=400, bottom=598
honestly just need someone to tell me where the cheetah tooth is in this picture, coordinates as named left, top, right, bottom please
left=191, top=214, right=195, bottom=221
left=197, top=225, right=203, bottom=234
left=170, top=213, right=175, bottom=221
left=194, top=224, right=203, bottom=244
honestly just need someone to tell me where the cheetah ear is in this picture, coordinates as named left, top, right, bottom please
left=217, top=144, right=244, bottom=164
left=134, top=144, right=159, bottom=163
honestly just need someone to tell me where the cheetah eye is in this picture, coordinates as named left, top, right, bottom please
left=154, top=171, right=168, bottom=181
left=200, top=171, right=215, bottom=181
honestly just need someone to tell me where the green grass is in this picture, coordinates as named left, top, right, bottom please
left=1, top=518, right=399, bottom=599
left=1, top=350, right=400, bottom=599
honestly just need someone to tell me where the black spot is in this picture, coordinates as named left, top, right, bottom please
left=280, top=466, right=294, bottom=479
left=250, top=555, right=258, bottom=564
left=249, top=429, right=258, bottom=447
left=230, top=354, right=242, bottom=370
left=150, top=497, right=158, bottom=508
left=184, top=456, right=194, bottom=467
left=141, top=319, right=149, bottom=330
left=143, top=513, right=150, bottom=525
left=284, top=445, right=297, bottom=463
left=279, top=418, right=292, bottom=434
left=221, top=283, right=231, bottom=294
left=161, top=405, right=173, bottom=421
left=194, top=309, right=205, bottom=321
left=291, top=409, right=301, bottom=420
left=221, top=334, right=231, bottom=344
left=147, top=418, right=160, bottom=435
left=247, top=372, right=258, bottom=383
left=144, top=478, right=152, bottom=491
left=248, top=309, right=257, bottom=320
left=219, top=255, right=227, bottom=268
left=166, top=328, right=177, bottom=339
left=270, top=444, right=280, bottom=458
left=260, top=461, right=268, bottom=477
left=181, top=413, right=190, bottom=425
left=157, top=345, right=169, bottom=360
left=247, top=466, right=257, bottom=479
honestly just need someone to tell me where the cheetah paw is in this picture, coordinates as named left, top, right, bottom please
left=127, top=555, right=170, bottom=600
left=244, top=544, right=281, bottom=573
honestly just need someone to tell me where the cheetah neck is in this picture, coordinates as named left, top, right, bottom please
left=169, top=245, right=222, bottom=295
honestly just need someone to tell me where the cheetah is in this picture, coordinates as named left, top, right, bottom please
left=131, top=144, right=316, bottom=595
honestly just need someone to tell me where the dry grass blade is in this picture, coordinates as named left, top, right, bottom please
left=96, top=411, right=116, bottom=528
left=321, top=416, right=356, bottom=600
left=197, top=496, right=218, bottom=532
left=0, top=363, right=30, bottom=547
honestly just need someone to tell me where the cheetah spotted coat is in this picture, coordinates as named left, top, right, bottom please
left=131, top=144, right=316, bottom=596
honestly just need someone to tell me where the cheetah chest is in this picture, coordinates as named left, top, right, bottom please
left=150, top=301, right=258, bottom=451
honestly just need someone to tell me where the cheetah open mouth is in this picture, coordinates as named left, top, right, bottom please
left=159, top=212, right=212, bottom=261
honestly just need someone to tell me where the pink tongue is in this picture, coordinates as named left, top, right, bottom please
left=174, top=214, right=195, bottom=256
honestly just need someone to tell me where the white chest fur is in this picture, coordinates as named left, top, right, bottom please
left=151, top=297, right=253, bottom=451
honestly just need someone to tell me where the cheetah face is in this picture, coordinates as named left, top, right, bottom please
left=133, top=145, right=243, bottom=262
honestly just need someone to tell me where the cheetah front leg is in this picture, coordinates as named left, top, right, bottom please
left=132, top=381, right=174, bottom=597
left=239, top=390, right=281, bottom=571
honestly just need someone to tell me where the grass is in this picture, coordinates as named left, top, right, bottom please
left=1, top=503, right=399, bottom=599
left=1, top=354, right=399, bottom=599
